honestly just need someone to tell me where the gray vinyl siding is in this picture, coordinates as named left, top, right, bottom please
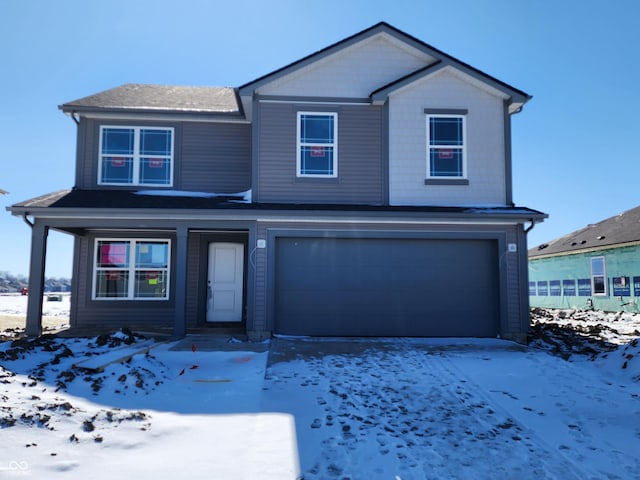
left=76, top=118, right=250, bottom=193
left=186, top=234, right=201, bottom=328
left=181, top=122, right=250, bottom=192
left=255, top=102, right=384, bottom=204
left=72, top=232, right=176, bottom=330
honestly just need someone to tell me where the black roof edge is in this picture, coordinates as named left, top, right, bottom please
left=370, top=61, right=444, bottom=98
left=239, top=21, right=531, bottom=102
left=57, top=104, right=245, bottom=118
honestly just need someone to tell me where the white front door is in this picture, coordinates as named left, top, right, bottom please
left=206, top=242, right=244, bottom=323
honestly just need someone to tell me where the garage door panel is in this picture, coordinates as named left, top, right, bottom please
left=275, top=237, right=499, bottom=337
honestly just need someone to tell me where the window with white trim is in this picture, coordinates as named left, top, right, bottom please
left=99, top=126, right=174, bottom=186
left=297, top=112, right=337, bottom=177
left=590, top=256, right=607, bottom=296
left=426, top=114, right=466, bottom=178
left=93, top=239, right=170, bottom=300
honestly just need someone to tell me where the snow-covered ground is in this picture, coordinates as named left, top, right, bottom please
left=0, top=293, right=70, bottom=331
left=0, top=295, right=639, bottom=479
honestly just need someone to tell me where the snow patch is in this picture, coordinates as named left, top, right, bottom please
left=134, top=189, right=252, bottom=203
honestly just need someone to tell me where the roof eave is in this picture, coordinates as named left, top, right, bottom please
left=370, top=61, right=531, bottom=110
left=58, top=104, right=243, bottom=119
left=8, top=204, right=547, bottom=225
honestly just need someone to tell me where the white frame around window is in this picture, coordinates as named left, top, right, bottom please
left=92, top=238, right=171, bottom=301
left=98, top=126, right=174, bottom=186
left=296, top=112, right=338, bottom=178
left=590, top=256, right=607, bottom=296
left=426, top=114, right=467, bottom=179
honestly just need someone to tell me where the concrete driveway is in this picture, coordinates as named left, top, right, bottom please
left=260, top=336, right=639, bottom=480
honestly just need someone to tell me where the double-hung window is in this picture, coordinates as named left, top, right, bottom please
left=426, top=112, right=466, bottom=179
left=590, top=256, right=607, bottom=295
left=297, top=112, right=337, bottom=177
left=99, top=126, right=174, bottom=186
left=93, top=239, right=170, bottom=300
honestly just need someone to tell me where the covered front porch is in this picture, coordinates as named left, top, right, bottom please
left=11, top=211, right=257, bottom=339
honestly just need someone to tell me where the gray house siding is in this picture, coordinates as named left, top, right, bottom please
left=181, top=122, right=251, bottom=192
left=11, top=23, right=541, bottom=342
left=255, top=102, right=384, bottom=204
left=76, top=119, right=250, bottom=193
left=71, top=231, right=177, bottom=330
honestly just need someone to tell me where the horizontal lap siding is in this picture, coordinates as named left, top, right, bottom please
left=73, top=234, right=175, bottom=330
left=388, top=70, right=507, bottom=206
left=77, top=119, right=250, bottom=192
left=506, top=228, right=525, bottom=338
left=257, top=103, right=384, bottom=204
left=181, top=122, right=250, bottom=192
left=186, top=234, right=201, bottom=328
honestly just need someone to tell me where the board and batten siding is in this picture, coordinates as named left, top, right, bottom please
left=388, top=69, right=507, bottom=207
left=76, top=119, right=250, bottom=193
left=255, top=102, right=384, bottom=204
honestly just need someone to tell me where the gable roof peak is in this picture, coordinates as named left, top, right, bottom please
left=238, top=21, right=530, bottom=110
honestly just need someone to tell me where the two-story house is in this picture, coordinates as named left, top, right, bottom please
left=8, top=22, right=546, bottom=342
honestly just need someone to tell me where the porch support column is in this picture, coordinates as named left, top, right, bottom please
left=173, top=225, right=188, bottom=337
left=26, top=222, right=49, bottom=337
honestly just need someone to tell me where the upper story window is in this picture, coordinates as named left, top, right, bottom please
left=426, top=113, right=466, bottom=179
left=297, top=112, right=337, bottom=177
left=99, top=126, right=174, bottom=186
left=590, top=256, right=607, bottom=295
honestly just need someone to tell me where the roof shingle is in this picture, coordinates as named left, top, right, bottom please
left=529, top=205, right=640, bottom=258
left=59, top=84, right=241, bottom=115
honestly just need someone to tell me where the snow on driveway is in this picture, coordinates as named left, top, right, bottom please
left=263, top=338, right=640, bottom=480
left=1, top=300, right=639, bottom=479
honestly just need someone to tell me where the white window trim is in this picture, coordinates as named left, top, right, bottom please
left=296, top=112, right=338, bottom=178
left=92, top=238, right=171, bottom=301
left=590, top=255, right=607, bottom=296
left=98, top=126, right=174, bottom=187
left=426, top=114, right=467, bottom=179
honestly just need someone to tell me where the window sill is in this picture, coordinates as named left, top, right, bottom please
left=295, top=176, right=339, bottom=184
left=424, top=178, right=469, bottom=186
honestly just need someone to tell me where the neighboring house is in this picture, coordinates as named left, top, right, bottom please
left=529, top=206, right=640, bottom=312
left=8, top=22, right=545, bottom=342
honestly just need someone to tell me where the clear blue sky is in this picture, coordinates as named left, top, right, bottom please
left=1, top=0, right=638, bottom=278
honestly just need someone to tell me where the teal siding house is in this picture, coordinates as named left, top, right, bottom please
left=529, top=206, right=640, bottom=312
